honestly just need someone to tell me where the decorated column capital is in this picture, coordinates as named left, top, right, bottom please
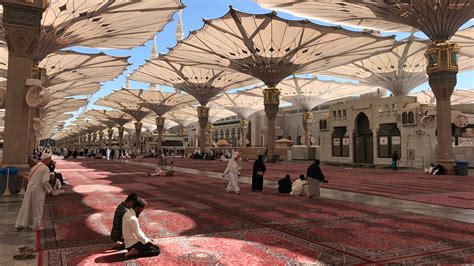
left=302, top=112, right=313, bottom=126
left=425, top=41, right=460, bottom=100
left=239, top=119, right=249, bottom=129
left=2, top=0, right=45, bottom=57
left=197, top=105, right=210, bottom=119
left=118, top=126, right=125, bottom=138
left=107, top=128, right=114, bottom=139
left=156, top=116, right=165, bottom=130
left=263, top=87, right=280, bottom=105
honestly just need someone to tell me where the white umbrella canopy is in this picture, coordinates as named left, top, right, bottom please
left=210, top=93, right=265, bottom=120
left=42, top=98, right=88, bottom=114
left=95, top=92, right=151, bottom=122
left=318, top=29, right=474, bottom=96
left=31, top=0, right=184, bottom=62
left=164, top=107, right=199, bottom=127
left=254, top=0, right=473, bottom=41
left=130, top=58, right=259, bottom=105
left=48, top=82, right=101, bottom=98
left=0, top=43, right=128, bottom=99
left=40, top=51, right=130, bottom=86
left=250, top=77, right=380, bottom=111
left=82, top=109, right=133, bottom=128
left=103, top=88, right=197, bottom=117
left=208, top=108, right=237, bottom=124
left=412, top=89, right=474, bottom=105
left=142, top=116, right=179, bottom=131
left=163, top=7, right=399, bottom=88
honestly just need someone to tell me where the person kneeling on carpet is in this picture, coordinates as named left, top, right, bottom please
left=123, top=198, right=160, bottom=259
left=277, top=174, right=292, bottom=193
left=110, top=193, right=138, bottom=250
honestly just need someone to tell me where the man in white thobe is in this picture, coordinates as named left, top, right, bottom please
left=224, top=152, right=241, bottom=194
left=290, top=174, right=309, bottom=196
left=15, top=150, right=53, bottom=231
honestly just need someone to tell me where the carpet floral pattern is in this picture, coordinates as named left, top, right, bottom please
left=39, top=158, right=474, bottom=265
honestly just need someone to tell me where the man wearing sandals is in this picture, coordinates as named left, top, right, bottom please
left=15, top=150, right=53, bottom=232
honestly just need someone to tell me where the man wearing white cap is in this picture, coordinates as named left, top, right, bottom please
left=15, top=150, right=53, bottom=231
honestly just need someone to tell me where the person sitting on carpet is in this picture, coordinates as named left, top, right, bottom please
left=110, top=193, right=138, bottom=250
left=431, top=164, right=445, bottom=175
left=277, top=174, right=292, bottom=193
left=424, top=163, right=435, bottom=174
left=123, top=198, right=160, bottom=259
left=290, top=174, right=308, bottom=196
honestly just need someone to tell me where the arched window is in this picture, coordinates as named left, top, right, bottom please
left=319, top=120, right=324, bottom=129
left=408, top=111, right=415, bottom=124
left=323, top=120, right=327, bottom=129
left=402, top=112, right=408, bottom=124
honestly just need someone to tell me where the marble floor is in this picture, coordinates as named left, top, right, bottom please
left=0, top=196, right=37, bottom=266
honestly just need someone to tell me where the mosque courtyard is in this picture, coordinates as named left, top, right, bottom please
left=1, top=157, right=472, bottom=265
left=0, top=0, right=473, bottom=265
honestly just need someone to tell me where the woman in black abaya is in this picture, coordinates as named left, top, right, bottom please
left=252, top=155, right=266, bottom=192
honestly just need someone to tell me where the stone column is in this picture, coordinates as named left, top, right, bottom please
left=107, top=128, right=114, bottom=149
left=197, top=105, right=210, bottom=152
left=239, top=119, right=249, bottom=147
left=302, top=112, right=313, bottom=146
left=134, top=122, right=143, bottom=155
left=87, top=133, right=92, bottom=151
left=82, top=135, right=86, bottom=153
left=118, top=126, right=124, bottom=157
left=156, top=116, right=165, bottom=154
left=98, top=131, right=104, bottom=151
left=263, top=87, right=280, bottom=161
left=425, top=41, right=459, bottom=173
left=92, top=132, right=97, bottom=152
left=207, top=123, right=215, bottom=148
left=2, top=1, right=45, bottom=167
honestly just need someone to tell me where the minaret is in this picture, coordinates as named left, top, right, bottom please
left=176, top=10, right=184, bottom=41
left=126, top=78, right=131, bottom=88
left=150, top=35, right=158, bottom=59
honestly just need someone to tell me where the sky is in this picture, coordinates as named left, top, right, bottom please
left=67, top=0, right=474, bottom=124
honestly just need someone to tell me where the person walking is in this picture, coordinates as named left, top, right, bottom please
left=306, top=160, right=328, bottom=200
left=391, top=150, right=400, bottom=170
left=251, top=155, right=266, bottom=192
left=224, top=152, right=241, bottom=194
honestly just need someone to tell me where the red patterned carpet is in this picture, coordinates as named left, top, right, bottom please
left=39, top=158, right=474, bottom=265
left=138, top=157, right=474, bottom=209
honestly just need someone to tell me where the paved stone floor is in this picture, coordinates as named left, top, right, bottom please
left=0, top=157, right=472, bottom=265
left=0, top=196, right=37, bottom=266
